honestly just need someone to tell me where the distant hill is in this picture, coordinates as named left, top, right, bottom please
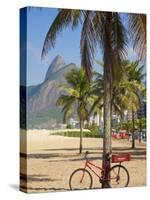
left=20, top=85, right=26, bottom=129
left=26, top=55, right=76, bottom=129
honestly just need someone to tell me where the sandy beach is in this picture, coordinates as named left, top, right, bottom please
left=20, top=129, right=146, bottom=193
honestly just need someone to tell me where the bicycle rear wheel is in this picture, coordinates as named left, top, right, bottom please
left=69, top=168, right=93, bottom=190
left=109, top=165, right=129, bottom=188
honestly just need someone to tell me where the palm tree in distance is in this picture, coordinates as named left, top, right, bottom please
left=91, top=60, right=145, bottom=149
left=125, top=61, right=146, bottom=148
left=56, top=68, right=93, bottom=154
left=116, top=80, right=144, bottom=148
left=41, top=9, right=146, bottom=188
left=109, top=60, right=145, bottom=148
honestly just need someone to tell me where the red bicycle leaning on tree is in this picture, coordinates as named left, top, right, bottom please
left=69, top=151, right=131, bottom=190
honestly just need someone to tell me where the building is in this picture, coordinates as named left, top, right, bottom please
left=137, top=99, right=146, bottom=118
left=123, top=98, right=146, bottom=121
left=89, top=113, right=100, bottom=126
left=69, top=117, right=79, bottom=128
left=112, top=114, right=120, bottom=126
left=125, top=111, right=137, bottom=121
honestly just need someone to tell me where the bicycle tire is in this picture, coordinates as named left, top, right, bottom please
left=108, top=165, right=130, bottom=188
left=69, top=168, right=93, bottom=190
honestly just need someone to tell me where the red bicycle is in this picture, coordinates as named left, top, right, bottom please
left=69, top=151, right=130, bottom=190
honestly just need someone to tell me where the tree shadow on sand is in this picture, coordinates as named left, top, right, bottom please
left=20, top=186, right=102, bottom=192
left=20, top=173, right=61, bottom=182
left=20, top=151, right=103, bottom=159
left=42, top=147, right=102, bottom=152
left=20, top=145, right=146, bottom=162
left=48, top=156, right=103, bottom=162
left=20, top=186, right=69, bottom=191
left=112, top=147, right=146, bottom=151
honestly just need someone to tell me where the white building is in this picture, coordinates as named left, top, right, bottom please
left=69, top=117, right=79, bottom=127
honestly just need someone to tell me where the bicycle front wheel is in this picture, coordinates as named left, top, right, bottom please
left=109, top=165, right=129, bottom=188
left=69, top=168, right=93, bottom=190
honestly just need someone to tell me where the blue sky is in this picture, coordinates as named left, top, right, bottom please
left=27, top=7, right=83, bottom=86
left=25, top=7, right=139, bottom=86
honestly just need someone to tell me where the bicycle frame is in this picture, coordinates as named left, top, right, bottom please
left=82, top=159, right=105, bottom=181
left=81, top=159, right=123, bottom=183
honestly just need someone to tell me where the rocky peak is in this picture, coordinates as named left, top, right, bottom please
left=44, top=55, right=65, bottom=81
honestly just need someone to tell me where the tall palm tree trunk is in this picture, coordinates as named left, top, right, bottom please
left=99, top=109, right=103, bottom=133
left=138, top=131, right=142, bottom=144
left=102, top=68, right=112, bottom=188
left=132, top=110, right=135, bottom=149
left=79, top=118, right=83, bottom=154
left=102, top=13, right=113, bottom=188
left=139, top=118, right=142, bottom=144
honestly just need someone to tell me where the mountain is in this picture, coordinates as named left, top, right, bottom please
left=20, top=85, right=26, bottom=129
left=44, top=55, right=65, bottom=81
left=27, top=55, right=76, bottom=129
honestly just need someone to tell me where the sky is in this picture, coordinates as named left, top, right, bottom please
left=21, top=7, right=140, bottom=86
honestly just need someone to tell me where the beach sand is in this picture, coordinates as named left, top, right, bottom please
left=20, top=129, right=146, bottom=193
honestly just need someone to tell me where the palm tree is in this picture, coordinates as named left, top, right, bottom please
left=117, top=80, right=143, bottom=148
left=41, top=9, right=146, bottom=188
left=89, top=71, right=104, bottom=115
left=92, top=60, right=145, bottom=149
left=56, top=68, right=93, bottom=153
left=110, top=60, right=145, bottom=148
left=135, top=118, right=146, bottom=143
left=124, top=61, right=146, bottom=148
left=120, top=120, right=132, bottom=134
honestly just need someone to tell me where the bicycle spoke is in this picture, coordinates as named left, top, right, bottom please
left=69, top=168, right=92, bottom=190
left=109, top=165, right=129, bottom=188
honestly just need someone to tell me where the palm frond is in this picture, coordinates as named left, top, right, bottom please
left=63, top=106, right=73, bottom=123
left=113, top=103, right=123, bottom=116
left=111, top=13, right=128, bottom=82
left=56, top=95, right=75, bottom=106
left=89, top=96, right=103, bottom=115
left=65, top=68, right=83, bottom=88
left=95, top=59, right=104, bottom=68
left=80, top=11, right=98, bottom=80
left=128, top=13, right=146, bottom=61
left=41, top=9, right=83, bottom=58
left=112, top=13, right=128, bottom=59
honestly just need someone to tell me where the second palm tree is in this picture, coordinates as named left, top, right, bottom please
left=57, top=68, right=93, bottom=153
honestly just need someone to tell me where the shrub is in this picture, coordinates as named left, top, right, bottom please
left=66, top=124, right=73, bottom=129
left=52, top=130, right=103, bottom=138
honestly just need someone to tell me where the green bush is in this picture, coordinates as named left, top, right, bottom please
left=52, top=130, right=103, bottom=138
left=66, top=124, right=73, bottom=129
